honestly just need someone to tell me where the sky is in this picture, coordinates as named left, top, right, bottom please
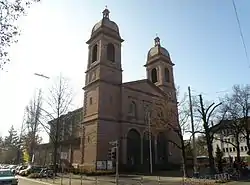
left=0, top=0, right=250, bottom=141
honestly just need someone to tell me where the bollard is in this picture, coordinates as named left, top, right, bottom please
left=53, top=173, right=55, bottom=184
left=95, top=176, right=98, bottom=185
left=69, top=173, right=72, bottom=185
left=140, top=176, right=143, bottom=185
left=157, top=176, right=161, bottom=185
left=61, top=172, right=63, bottom=185
left=80, top=173, right=83, bottom=185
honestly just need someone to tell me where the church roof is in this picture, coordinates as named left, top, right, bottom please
left=123, top=79, right=166, bottom=97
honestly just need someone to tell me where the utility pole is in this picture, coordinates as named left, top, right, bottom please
left=188, top=86, right=197, bottom=174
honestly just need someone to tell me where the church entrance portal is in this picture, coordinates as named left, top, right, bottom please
left=127, top=129, right=141, bottom=171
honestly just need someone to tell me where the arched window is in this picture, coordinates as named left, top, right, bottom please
left=151, top=68, right=158, bottom=83
left=129, top=101, right=137, bottom=117
left=107, top=43, right=115, bottom=62
left=92, top=44, right=98, bottom=63
left=165, top=68, right=170, bottom=82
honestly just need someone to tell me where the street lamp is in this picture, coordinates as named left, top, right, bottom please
left=144, top=106, right=153, bottom=174
left=34, top=73, right=50, bottom=79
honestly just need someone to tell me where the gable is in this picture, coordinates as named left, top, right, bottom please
left=122, top=79, right=165, bottom=97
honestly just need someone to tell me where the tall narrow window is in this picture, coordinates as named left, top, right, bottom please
left=89, top=97, right=93, bottom=105
left=151, top=68, right=158, bottom=83
left=92, top=44, right=98, bottom=63
left=165, top=68, right=170, bottom=82
left=107, top=43, right=115, bottom=62
left=129, top=101, right=137, bottom=117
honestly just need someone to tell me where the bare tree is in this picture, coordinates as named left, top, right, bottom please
left=40, top=74, right=73, bottom=173
left=230, top=85, right=250, bottom=155
left=0, top=0, right=40, bottom=70
left=216, top=89, right=247, bottom=164
left=24, top=89, right=43, bottom=163
left=195, top=95, right=223, bottom=174
left=150, top=92, right=190, bottom=176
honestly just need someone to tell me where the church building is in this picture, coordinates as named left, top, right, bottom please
left=81, top=8, right=181, bottom=172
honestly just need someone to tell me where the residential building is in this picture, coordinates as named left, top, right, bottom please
left=35, top=107, right=83, bottom=167
left=211, top=119, right=250, bottom=162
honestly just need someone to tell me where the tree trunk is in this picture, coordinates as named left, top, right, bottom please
left=53, top=119, right=60, bottom=174
left=206, top=136, right=215, bottom=174
left=53, top=141, right=58, bottom=174
left=181, top=140, right=188, bottom=177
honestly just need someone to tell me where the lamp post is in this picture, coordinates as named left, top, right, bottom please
left=147, top=111, right=153, bottom=174
left=144, top=104, right=153, bottom=174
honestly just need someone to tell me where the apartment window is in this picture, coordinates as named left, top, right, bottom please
left=69, top=121, right=73, bottom=136
left=245, top=146, right=248, bottom=151
left=89, top=97, right=93, bottom=105
left=226, top=148, right=228, bottom=152
left=241, top=146, right=244, bottom=152
left=233, top=148, right=236, bottom=152
left=229, top=148, right=232, bottom=152
left=223, top=148, right=225, bottom=152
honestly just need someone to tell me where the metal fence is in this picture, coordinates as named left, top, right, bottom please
left=36, top=173, right=231, bottom=185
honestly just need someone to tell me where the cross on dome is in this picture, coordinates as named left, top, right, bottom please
left=154, top=36, right=160, bottom=46
left=102, top=6, right=110, bottom=19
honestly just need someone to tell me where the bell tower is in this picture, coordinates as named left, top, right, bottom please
left=144, top=36, right=176, bottom=101
left=82, top=8, right=124, bottom=166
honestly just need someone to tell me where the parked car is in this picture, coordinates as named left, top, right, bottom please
left=15, top=165, right=27, bottom=175
left=0, top=169, right=18, bottom=185
left=39, top=168, right=53, bottom=178
left=19, top=165, right=43, bottom=176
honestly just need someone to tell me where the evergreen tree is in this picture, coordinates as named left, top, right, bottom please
left=4, top=125, right=19, bottom=147
left=215, top=145, right=224, bottom=173
left=0, top=126, right=20, bottom=164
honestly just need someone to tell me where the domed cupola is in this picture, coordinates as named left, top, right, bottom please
left=146, top=36, right=170, bottom=64
left=87, top=7, right=123, bottom=43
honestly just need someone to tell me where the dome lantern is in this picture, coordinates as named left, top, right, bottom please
left=147, top=36, right=170, bottom=63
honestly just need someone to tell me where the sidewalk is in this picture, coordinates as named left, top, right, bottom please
left=18, top=175, right=96, bottom=185
left=57, top=173, right=183, bottom=182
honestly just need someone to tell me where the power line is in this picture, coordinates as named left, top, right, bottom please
left=232, top=0, right=250, bottom=68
